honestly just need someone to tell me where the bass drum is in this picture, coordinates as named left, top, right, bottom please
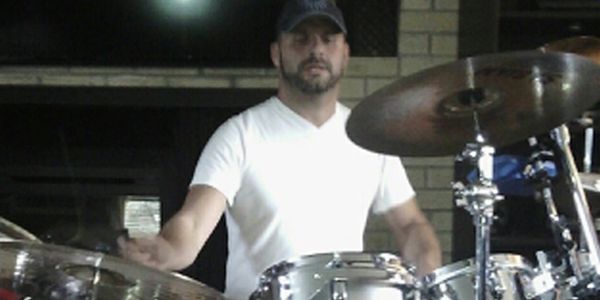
left=421, top=254, right=539, bottom=300
left=250, top=252, right=419, bottom=300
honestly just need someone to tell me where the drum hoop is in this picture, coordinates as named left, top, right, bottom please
left=423, top=253, right=534, bottom=286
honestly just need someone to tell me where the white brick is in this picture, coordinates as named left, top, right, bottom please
left=399, top=33, right=430, bottom=55
left=340, top=98, right=361, bottom=108
left=402, top=156, right=454, bottom=167
left=406, top=167, right=426, bottom=189
left=203, top=68, right=270, bottom=76
left=427, top=167, right=454, bottom=189
left=437, top=232, right=453, bottom=252
left=431, top=211, right=453, bottom=232
left=234, top=77, right=278, bottom=89
left=106, top=75, right=167, bottom=87
left=130, top=67, right=199, bottom=76
left=363, top=231, right=392, bottom=251
left=431, top=34, right=458, bottom=55
left=365, top=214, right=389, bottom=230
left=416, top=190, right=454, bottom=210
left=347, top=57, right=398, bottom=77
left=366, top=78, right=395, bottom=95
left=41, top=75, right=106, bottom=86
left=340, top=78, right=366, bottom=98
left=402, top=0, right=433, bottom=10
left=167, top=76, right=232, bottom=88
left=400, top=11, right=458, bottom=33
left=0, top=74, right=39, bottom=85
left=0, top=66, right=70, bottom=74
left=434, top=0, right=460, bottom=10
left=400, top=55, right=454, bottom=76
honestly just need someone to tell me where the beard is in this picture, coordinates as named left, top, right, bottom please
left=279, top=55, right=343, bottom=95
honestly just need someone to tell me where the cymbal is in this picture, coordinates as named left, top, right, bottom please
left=0, top=216, right=40, bottom=242
left=580, top=172, right=600, bottom=193
left=346, top=51, right=600, bottom=156
left=0, top=241, right=226, bottom=299
left=541, top=36, right=600, bottom=64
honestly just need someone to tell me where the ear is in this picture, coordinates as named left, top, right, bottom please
left=270, top=42, right=281, bottom=68
left=342, top=41, right=350, bottom=67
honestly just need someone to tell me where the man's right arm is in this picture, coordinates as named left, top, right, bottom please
left=119, top=184, right=227, bottom=271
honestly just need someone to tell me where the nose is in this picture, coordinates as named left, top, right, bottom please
left=308, top=35, right=326, bottom=57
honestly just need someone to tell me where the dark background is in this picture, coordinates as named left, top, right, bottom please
left=0, top=0, right=398, bottom=67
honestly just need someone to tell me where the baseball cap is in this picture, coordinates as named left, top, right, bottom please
left=276, top=0, right=347, bottom=36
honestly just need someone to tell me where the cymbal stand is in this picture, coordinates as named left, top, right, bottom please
left=525, top=137, right=582, bottom=278
left=551, top=125, right=600, bottom=293
left=582, top=113, right=594, bottom=173
left=453, top=133, right=504, bottom=300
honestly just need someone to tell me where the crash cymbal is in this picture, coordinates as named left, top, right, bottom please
left=580, top=172, right=600, bottom=193
left=0, top=241, right=226, bottom=299
left=541, top=36, right=600, bottom=64
left=346, top=51, right=600, bottom=156
left=0, top=216, right=40, bottom=242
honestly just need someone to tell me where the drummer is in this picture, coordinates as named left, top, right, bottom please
left=119, top=0, right=441, bottom=298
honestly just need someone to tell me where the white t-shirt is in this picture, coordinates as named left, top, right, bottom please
left=190, top=96, right=415, bottom=299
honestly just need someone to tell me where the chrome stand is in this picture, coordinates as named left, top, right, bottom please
left=551, top=125, right=600, bottom=294
left=453, top=133, right=504, bottom=300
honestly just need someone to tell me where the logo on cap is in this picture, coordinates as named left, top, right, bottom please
left=303, top=0, right=328, bottom=10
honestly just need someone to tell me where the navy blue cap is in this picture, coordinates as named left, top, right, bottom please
left=276, top=0, right=347, bottom=36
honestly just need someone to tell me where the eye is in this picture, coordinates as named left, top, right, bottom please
left=292, top=33, right=308, bottom=44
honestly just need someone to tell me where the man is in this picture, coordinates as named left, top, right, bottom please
left=119, top=0, right=441, bottom=299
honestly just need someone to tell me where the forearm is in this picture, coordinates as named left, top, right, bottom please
left=155, top=185, right=228, bottom=270
left=395, top=221, right=441, bottom=277
left=157, top=213, right=207, bottom=270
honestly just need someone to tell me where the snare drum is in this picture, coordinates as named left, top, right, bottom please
left=250, top=252, right=419, bottom=300
left=421, top=254, right=538, bottom=300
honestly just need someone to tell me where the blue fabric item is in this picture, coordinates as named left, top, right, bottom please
left=466, top=154, right=557, bottom=197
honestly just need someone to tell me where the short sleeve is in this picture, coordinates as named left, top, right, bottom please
left=190, top=117, right=246, bottom=205
left=370, top=155, right=416, bottom=214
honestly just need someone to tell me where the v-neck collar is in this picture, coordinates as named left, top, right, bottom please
left=271, top=96, right=340, bottom=132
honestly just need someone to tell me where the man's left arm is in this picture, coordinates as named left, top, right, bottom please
left=384, top=197, right=442, bottom=277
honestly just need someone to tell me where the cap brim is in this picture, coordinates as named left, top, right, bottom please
left=282, top=12, right=347, bottom=34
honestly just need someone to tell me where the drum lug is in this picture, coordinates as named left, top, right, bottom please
left=330, top=279, right=348, bottom=300
left=487, top=269, right=506, bottom=300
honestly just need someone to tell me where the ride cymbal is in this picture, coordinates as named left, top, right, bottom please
left=346, top=51, right=600, bottom=156
left=541, top=36, right=600, bottom=64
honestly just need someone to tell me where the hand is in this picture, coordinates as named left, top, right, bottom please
left=117, top=235, right=171, bottom=270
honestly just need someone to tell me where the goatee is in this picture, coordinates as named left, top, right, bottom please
left=280, top=57, right=342, bottom=95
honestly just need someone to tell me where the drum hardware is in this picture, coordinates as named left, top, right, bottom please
left=521, top=251, right=559, bottom=299
left=452, top=132, right=504, bottom=300
left=525, top=137, right=580, bottom=276
left=579, top=173, right=600, bottom=194
left=249, top=252, right=419, bottom=300
left=582, top=115, right=594, bottom=174
left=421, top=254, right=542, bottom=300
left=550, top=125, right=600, bottom=297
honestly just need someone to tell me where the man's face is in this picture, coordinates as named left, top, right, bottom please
left=272, top=17, right=349, bottom=95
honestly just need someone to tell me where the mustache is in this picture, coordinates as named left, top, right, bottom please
left=299, top=57, right=332, bottom=71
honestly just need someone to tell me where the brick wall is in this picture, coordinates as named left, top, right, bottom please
left=0, top=0, right=460, bottom=264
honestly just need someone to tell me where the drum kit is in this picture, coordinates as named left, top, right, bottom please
left=251, top=36, right=600, bottom=299
left=2, top=36, right=600, bottom=299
